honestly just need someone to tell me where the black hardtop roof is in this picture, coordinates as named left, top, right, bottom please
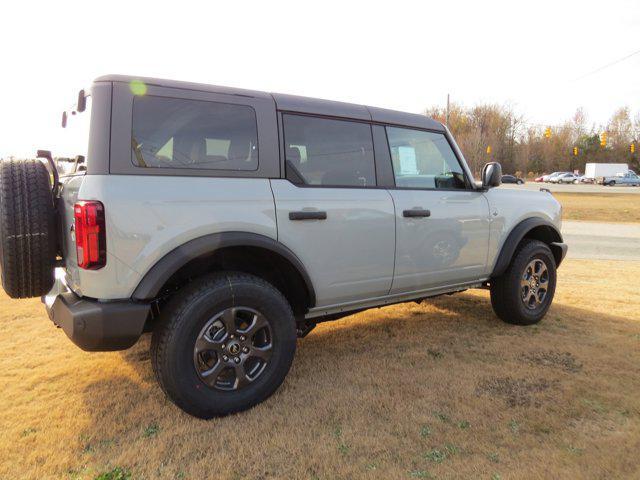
left=95, top=74, right=444, bottom=132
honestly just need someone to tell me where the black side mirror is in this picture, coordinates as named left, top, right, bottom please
left=482, top=162, right=502, bottom=188
left=77, top=89, right=86, bottom=112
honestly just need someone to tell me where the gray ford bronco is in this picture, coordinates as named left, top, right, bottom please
left=0, top=75, right=567, bottom=418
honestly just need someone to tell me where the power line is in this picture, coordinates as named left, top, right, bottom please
left=573, top=48, right=640, bottom=81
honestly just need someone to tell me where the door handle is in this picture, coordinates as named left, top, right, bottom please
left=403, top=208, right=431, bottom=218
left=289, top=211, right=327, bottom=221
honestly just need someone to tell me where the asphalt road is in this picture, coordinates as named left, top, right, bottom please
left=500, top=182, right=640, bottom=194
left=562, top=220, right=640, bottom=260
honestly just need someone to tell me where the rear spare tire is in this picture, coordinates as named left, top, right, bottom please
left=0, top=159, right=57, bottom=298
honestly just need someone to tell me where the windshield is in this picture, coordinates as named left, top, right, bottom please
left=56, top=94, right=92, bottom=174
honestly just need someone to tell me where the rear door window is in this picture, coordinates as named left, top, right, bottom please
left=283, top=114, right=376, bottom=187
left=131, top=96, right=258, bottom=171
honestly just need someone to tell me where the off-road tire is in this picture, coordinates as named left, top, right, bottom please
left=150, top=272, right=297, bottom=418
left=0, top=159, right=56, bottom=298
left=490, top=239, right=557, bottom=326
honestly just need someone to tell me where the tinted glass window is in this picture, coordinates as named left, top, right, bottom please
left=132, top=96, right=258, bottom=170
left=283, top=115, right=376, bottom=187
left=386, top=127, right=467, bottom=189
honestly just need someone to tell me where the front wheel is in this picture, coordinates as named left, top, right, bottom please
left=490, top=239, right=557, bottom=325
left=151, top=272, right=297, bottom=418
left=607, top=180, right=616, bottom=186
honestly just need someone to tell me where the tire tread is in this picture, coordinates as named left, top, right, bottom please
left=0, top=159, right=56, bottom=298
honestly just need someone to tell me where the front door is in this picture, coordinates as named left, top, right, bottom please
left=383, top=126, right=491, bottom=294
left=271, top=114, right=395, bottom=308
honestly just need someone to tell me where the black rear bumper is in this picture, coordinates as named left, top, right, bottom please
left=46, top=292, right=150, bottom=352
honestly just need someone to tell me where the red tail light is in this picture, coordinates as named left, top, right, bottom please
left=74, top=201, right=106, bottom=270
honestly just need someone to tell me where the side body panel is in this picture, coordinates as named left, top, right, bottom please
left=73, top=175, right=277, bottom=299
left=62, top=79, right=282, bottom=299
left=388, top=190, right=490, bottom=293
left=58, top=175, right=84, bottom=292
left=483, top=188, right=563, bottom=275
left=270, top=179, right=395, bottom=307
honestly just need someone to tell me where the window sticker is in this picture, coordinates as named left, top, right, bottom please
left=398, top=146, right=418, bottom=175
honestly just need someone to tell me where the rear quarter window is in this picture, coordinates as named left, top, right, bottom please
left=131, top=96, right=258, bottom=171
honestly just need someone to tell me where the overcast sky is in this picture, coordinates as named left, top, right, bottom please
left=1, top=0, right=639, bottom=158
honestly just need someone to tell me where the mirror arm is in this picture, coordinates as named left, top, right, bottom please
left=36, top=150, right=60, bottom=198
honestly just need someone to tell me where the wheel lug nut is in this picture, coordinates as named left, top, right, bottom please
left=240, top=335, right=246, bottom=341
left=243, top=347, right=249, bottom=353
left=230, top=334, right=234, bottom=339
left=222, top=355, right=229, bottom=361
left=221, top=344, right=226, bottom=350
left=234, top=357, right=240, bottom=364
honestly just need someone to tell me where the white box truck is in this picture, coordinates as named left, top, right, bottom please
left=584, top=163, right=628, bottom=179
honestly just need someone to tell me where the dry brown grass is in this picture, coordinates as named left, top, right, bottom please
left=555, top=192, right=640, bottom=223
left=1, top=259, right=639, bottom=479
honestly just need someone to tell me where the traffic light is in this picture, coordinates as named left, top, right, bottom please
left=486, top=145, right=492, bottom=154
left=573, top=147, right=578, bottom=156
left=544, top=127, right=552, bottom=138
left=632, top=143, right=636, bottom=154
left=600, top=132, right=607, bottom=147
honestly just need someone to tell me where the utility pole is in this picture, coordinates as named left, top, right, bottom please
left=446, top=93, right=450, bottom=126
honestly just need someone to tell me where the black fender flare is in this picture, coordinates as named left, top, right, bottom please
left=491, top=217, right=566, bottom=277
left=132, top=231, right=316, bottom=307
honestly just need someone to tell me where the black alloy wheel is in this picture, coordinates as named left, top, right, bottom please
left=193, top=306, right=273, bottom=391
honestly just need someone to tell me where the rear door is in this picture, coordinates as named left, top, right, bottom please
left=383, top=126, right=491, bottom=294
left=271, top=114, right=395, bottom=308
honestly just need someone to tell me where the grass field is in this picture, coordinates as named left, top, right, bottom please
left=1, top=258, right=639, bottom=479
left=554, top=193, right=640, bottom=223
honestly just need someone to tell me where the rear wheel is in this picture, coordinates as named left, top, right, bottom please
left=151, top=272, right=297, bottom=418
left=0, top=159, right=57, bottom=298
left=490, top=239, right=557, bottom=325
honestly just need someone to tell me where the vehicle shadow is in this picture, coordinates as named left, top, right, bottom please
left=73, top=292, right=639, bottom=478
left=80, top=292, right=639, bottom=419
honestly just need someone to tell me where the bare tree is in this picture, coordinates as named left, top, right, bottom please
left=423, top=102, right=639, bottom=176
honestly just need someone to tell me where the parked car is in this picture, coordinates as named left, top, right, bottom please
left=544, top=172, right=569, bottom=182
left=548, top=172, right=573, bottom=183
left=555, top=173, right=580, bottom=184
left=542, top=172, right=564, bottom=182
left=0, top=75, right=567, bottom=419
left=501, top=174, right=525, bottom=184
left=602, top=170, right=640, bottom=186
left=574, top=175, right=594, bottom=184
